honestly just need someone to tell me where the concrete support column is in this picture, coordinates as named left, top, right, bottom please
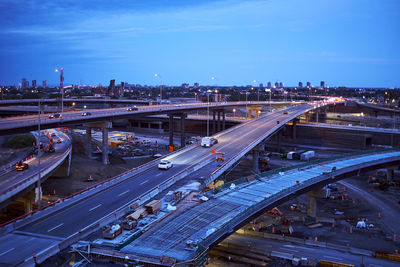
left=23, top=191, right=35, bottom=214
left=316, top=111, right=319, bottom=122
left=387, top=168, right=395, bottom=181
left=307, top=191, right=317, bottom=218
left=293, top=119, right=297, bottom=140
left=253, top=150, right=259, bottom=174
left=102, top=127, right=109, bottom=165
left=212, top=111, right=216, bottom=134
left=169, top=114, right=174, bottom=147
left=86, top=126, right=92, bottom=158
left=277, top=131, right=282, bottom=153
left=222, top=111, right=226, bottom=130
left=180, top=114, right=185, bottom=148
left=217, top=111, right=221, bottom=132
left=67, top=149, right=72, bottom=176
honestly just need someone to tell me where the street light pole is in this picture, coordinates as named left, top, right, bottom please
left=55, top=68, right=64, bottom=116
left=154, top=73, right=162, bottom=101
left=37, top=99, right=42, bottom=209
left=207, top=89, right=212, bottom=136
left=265, top=89, right=272, bottom=111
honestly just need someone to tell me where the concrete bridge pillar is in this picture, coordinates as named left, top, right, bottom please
left=22, top=191, right=35, bottom=214
left=307, top=188, right=325, bottom=218
left=222, top=111, right=226, bottom=130
left=277, top=131, right=282, bottom=153
left=86, top=126, right=92, bottom=158
left=66, top=149, right=72, bottom=176
left=169, top=114, right=174, bottom=147
left=315, top=111, right=319, bottom=122
left=213, top=111, right=216, bottom=134
left=293, top=118, right=298, bottom=140
left=387, top=167, right=396, bottom=182
left=102, top=127, right=109, bottom=165
left=253, top=150, right=259, bottom=174
left=180, top=113, right=186, bottom=148
left=217, top=111, right=221, bottom=132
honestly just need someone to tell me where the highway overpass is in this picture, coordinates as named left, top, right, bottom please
left=0, top=130, right=72, bottom=211
left=119, top=149, right=400, bottom=265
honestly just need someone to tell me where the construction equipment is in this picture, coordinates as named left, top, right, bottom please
left=216, top=152, right=225, bottom=162
left=266, top=207, right=292, bottom=234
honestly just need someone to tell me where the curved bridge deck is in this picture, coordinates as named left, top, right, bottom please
left=121, top=149, right=400, bottom=264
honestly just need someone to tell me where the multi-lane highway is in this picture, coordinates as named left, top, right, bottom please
left=0, top=103, right=319, bottom=265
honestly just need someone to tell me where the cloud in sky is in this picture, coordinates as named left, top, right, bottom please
left=0, top=0, right=399, bottom=87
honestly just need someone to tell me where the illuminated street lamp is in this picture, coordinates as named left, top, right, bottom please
left=154, top=73, right=162, bottom=101
left=233, top=108, right=236, bottom=118
left=253, top=80, right=259, bottom=101
left=207, top=89, right=212, bottom=136
left=55, top=67, right=64, bottom=116
left=265, top=88, right=272, bottom=110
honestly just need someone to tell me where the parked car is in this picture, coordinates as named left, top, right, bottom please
left=201, top=137, right=218, bottom=147
left=127, top=106, right=138, bottom=111
left=81, top=112, right=92, bottom=116
left=49, top=113, right=62, bottom=119
left=16, top=161, right=29, bottom=171
left=158, top=159, right=173, bottom=170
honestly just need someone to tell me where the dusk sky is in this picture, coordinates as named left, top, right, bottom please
left=0, top=0, right=399, bottom=87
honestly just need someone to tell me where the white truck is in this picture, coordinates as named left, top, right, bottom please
left=201, top=137, right=218, bottom=147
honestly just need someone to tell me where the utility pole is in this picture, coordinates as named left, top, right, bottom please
left=55, top=68, right=64, bottom=116
left=37, top=99, right=42, bottom=208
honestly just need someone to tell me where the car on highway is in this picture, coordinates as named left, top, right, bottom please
left=201, top=137, right=218, bottom=147
left=283, top=111, right=288, bottom=114
left=16, top=161, right=29, bottom=171
left=51, top=133, right=57, bottom=137
left=81, top=112, right=92, bottom=116
left=158, top=159, right=173, bottom=170
left=127, top=106, right=138, bottom=111
left=49, top=113, right=62, bottom=119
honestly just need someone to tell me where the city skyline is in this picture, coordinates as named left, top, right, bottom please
left=0, top=0, right=399, bottom=87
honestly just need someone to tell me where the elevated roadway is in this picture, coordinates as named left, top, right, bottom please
left=121, top=149, right=400, bottom=264
left=0, top=98, right=149, bottom=106
left=0, top=101, right=306, bottom=135
left=0, top=130, right=72, bottom=209
left=0, top=101, right=336, bottom=265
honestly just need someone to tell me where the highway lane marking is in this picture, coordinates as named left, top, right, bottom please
left=0, top=247, right=15, bottom=256
left=369, top=264, right=383, bottom=267
left=140, top=179, right=148, bottom=185
left=324, top=256, right=342, bottom=261
left=118, top=190, right=129, bottom=197
left=89, top=204, right=102, bottom=211
left=155, top=173, right=162, bottom=177
left=280, top=248, right=298, bottom=253
left=47, top=223, right=64, bottom=233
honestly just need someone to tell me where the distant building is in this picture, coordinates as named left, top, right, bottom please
left=279, top=82, right=283, bottom=88
left=108, top=79, right=115, bottom=96
left=320, top=81, right=325, bottom=88
left=21, top=78, right=29, bottom=88
left=32, top=80, right=37, bottom=88
left=193, top=83, right=199, bottom=89
left=267, top=82, right=272, bottom=88
left=181, top=83, right=189, bottom=89
left=298, top=82, right=303, bottom=88
left=306, top=82, right=311, bottom=88
left=259, top=83, right=263, bottom=89
left=274, top=82, right=279, bottom=88
left=42, top=80, right=47, bottom=88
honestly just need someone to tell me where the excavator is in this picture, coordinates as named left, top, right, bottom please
left=266, top=207, right=293, bottom=234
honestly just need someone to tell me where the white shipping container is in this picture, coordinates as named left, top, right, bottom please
left=287, top=151, right=295, bottom=160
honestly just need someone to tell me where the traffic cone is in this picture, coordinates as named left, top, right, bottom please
left=343, top=186, right=346, bottom=192
left=53, top=189, right=56, bottom=195
left=378, top=212, right=381, bottom=219
left=395, top=250, right=398, bottom=256
left=272, top=226, right=275, bottom=233
left=393, top=234, right=396, bottom=242
left=314, top=237, right=318, bottom=242
left=332, top=222, right=335, bottom=228
left=350, top=227, right=353, bottom=234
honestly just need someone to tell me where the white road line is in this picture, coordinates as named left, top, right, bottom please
left=47, top=223, right=64, bottom=233
left=89, top=204, right=102, bottom=211
left=0, top=247, right=15, bottom=256
left=324, top=256, right=343, bottom=261
left=155, top=173, right=162, bottom=177
left=280, top=248, right=298, bottom=253
left=118, top=190, right=129, bottom=197
left=140, top=180, right=148, bottom=185
left=369, top=264, right=383, bottom=267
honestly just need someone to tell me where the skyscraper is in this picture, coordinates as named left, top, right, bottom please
left=43, top=80, right=47, bottom=88
left=320, top=81, right=325, bottom=88
left=298, top=82, right=303, bottom=88
left=274, top=82, right=279, bottom=88
left=306, top=82, right=311, bottom=88
left=32, top=80, right=37, bottom=88
left=279, top=82, right=283, bottom=88
left=267, top=82, right=272, bottom=88
left=21, top=78, right=29, bottom=88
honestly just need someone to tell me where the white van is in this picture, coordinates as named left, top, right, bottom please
left=201, top=137, right=218, bottom=147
